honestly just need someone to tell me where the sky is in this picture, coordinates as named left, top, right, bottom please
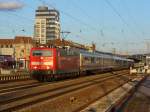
left=0, top=0, right=150, bottom=54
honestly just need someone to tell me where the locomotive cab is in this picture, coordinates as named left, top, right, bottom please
left=30, top=47, right=56, bottom=80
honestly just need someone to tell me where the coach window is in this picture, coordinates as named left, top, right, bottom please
left=66, top=50, right=73, bottom=56
left=124, top=61, right=126, bottom=66
left=105, top=58, right=108, bottom=66
left=103, top=58, right=106, bottom=65
left=95, top=58, right=99, bottom=64
left=60, top=50, right=66, bottom=56
left=67, top=50, right=70, bottom=56
left=91, top=57, right=95, bottom=63
left=84, top=57, right=90, bottom=64
left=107, top=58, right=110, bottom=65
left=98, top=58, right=101, bottom=64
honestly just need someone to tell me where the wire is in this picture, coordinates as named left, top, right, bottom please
left=68, top=0, right=104, bottom=41
left=104, top=0, right=141, bottom=40
left=7, top=11, right=34, bottom=22
left=69, top=0, right=97, bottom=22
left=105, top=0, right=129, bottom=29
left=37, top=0, right=100, bottom=33
left=121, top=0, right=144, bottom=38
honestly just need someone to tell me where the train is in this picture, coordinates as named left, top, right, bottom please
left=29, top=47, right=134, bottom=81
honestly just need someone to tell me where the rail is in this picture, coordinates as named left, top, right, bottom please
left=0, top=70, right=132, bottom=112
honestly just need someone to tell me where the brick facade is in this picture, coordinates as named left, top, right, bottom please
left=0, top=36, right=33, bottom=69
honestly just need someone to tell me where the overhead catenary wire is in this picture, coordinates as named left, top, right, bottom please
left=105, top=0, right=129, bottom=28
left=67, top=0, right=104, bottom=43
left=0, top=11, right=33, bottom=36
left=120, top=0, right=144, bottom=39
left=0, top=0, right=91, bottom=43
left=67, top=0, right=138, bottom=52
left=0, top=0, right=97, bottom=42
left=33, top=0, right=94, bottom=44
left=0, top=0, right=34, bottom=35
left=7, top=11, right=34, bottom=22
left=0, top=0, right=34, bottom=23
left=109, top=0, right=146, bottom=54
left=119, top=0, right=146, bottom=54
left=104, top=0, right=141, bottom=39
left=37, top=0, right=100, bottom=35
left=69, top=0, right=98, bottom=24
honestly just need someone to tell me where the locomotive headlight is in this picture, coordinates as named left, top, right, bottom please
left=34, top=66, right=37, bottom=69
left=44, top=62, right=53, bottom=66
left=47, top=66, right=50, bottom=69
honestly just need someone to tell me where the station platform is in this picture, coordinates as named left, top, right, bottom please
left=80, top=73, right=146, bottom=112
left=121, top=75, right=150, bottom=112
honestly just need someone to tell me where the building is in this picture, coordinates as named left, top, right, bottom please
left=34, top=6, right=60, bottom=44
left=0, top=39, right=14, bottom=56
left=0, top=36, right=33, bottom=69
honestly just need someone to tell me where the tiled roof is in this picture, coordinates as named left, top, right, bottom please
left=0, top=39, right=14, bottom=45
left=0, top=36, right=33, bottom=45
left=14, top=36, right=33, bottom=44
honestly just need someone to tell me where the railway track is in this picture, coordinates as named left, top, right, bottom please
left=0, top=79, right=45, bottom=94
left=0, top=70, right=128, bottom=93
left=0, top=70, right=135, bottom=112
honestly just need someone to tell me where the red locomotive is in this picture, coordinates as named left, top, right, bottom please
left=29, top=47, right=133, bottom=81
left=30, top=47, right=80, bottom=81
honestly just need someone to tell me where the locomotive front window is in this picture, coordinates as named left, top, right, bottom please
left=32, top=50, right=52, bottom=56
